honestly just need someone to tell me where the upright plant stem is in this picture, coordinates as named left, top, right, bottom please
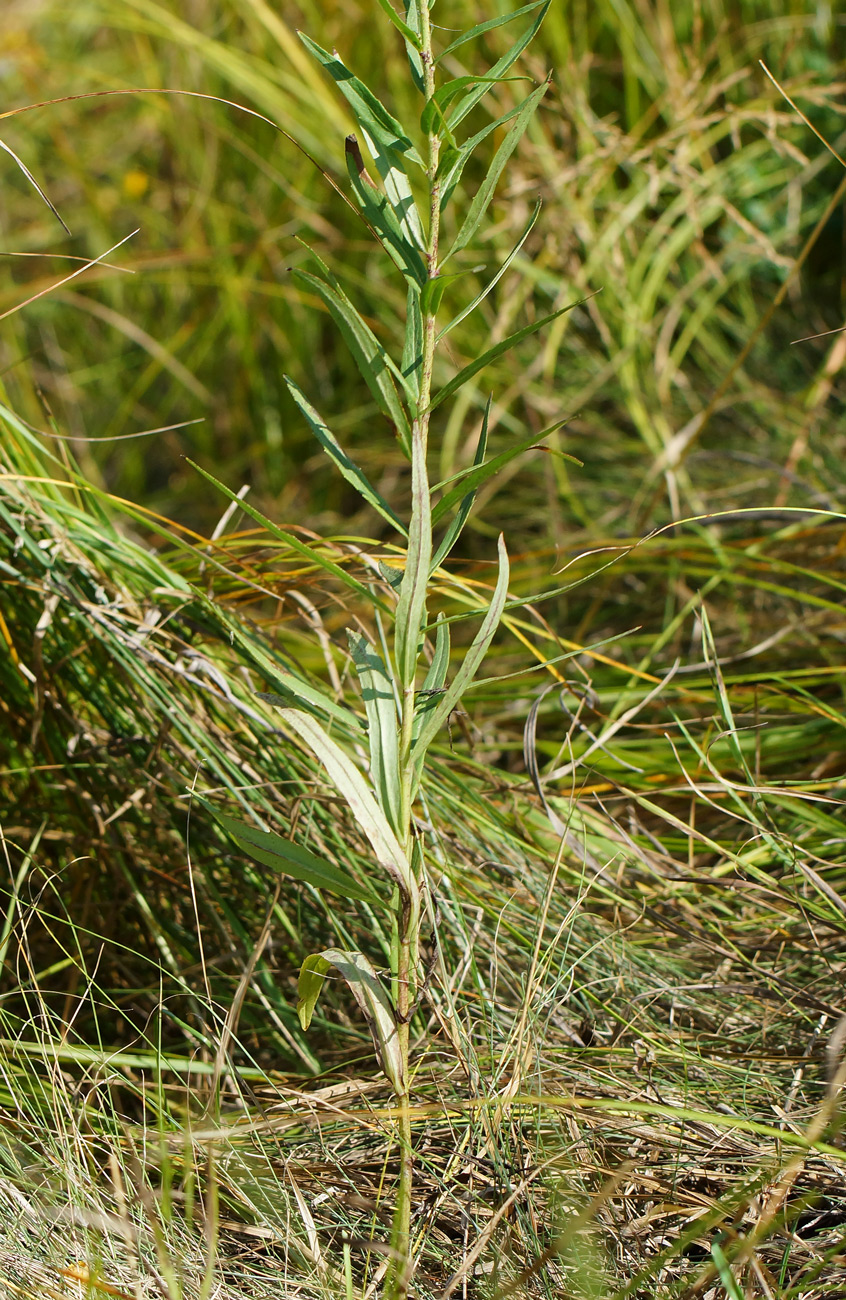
left=387, top=5, right=441, bottom=1297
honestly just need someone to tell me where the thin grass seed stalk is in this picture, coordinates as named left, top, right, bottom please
left=201, top=2, right=563, bottom=1294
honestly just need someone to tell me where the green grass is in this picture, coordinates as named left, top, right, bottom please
left=2, top=1, right=846, bottom=1297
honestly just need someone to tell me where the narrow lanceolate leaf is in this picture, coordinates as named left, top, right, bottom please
left=404, top=0, right=425, bottom=91
left=296, top=257, right=418, bottom=408
left=438, top=95, right=543, bottom=213
left=297, top=949, right=403, bottom=1092
left=431, top=397, right=491, bottom=570
left=447, top=82, right=549, bottom=261
left=200, top=802, right=379, bottom=904
left=188, top=460, right=387, bottom=608
left=401, top=284, right=423, bottom=401
left=435, top=0, right=547, bottom=61
left=348, top=630, right=402, bottom=836
left=412, top=534, right=510, bottom=787
left=285, top=377, right=406, bottom=535
left=394, top=427, right=432, bottom=688
left=412, top=614, right=450, bottom=741
left=444, top=1, right=551, bottom=131
left=291, top=267, right=413, bottom=447
left=428, top=299, right=585, bottom=412
left=344, top=137, right=427, bottom=287
left=431, top=418, right=578, bottom=527
left=298, top=35, right=424, bottom=167
left=439, top=200, right=541, bottom=339
left=371, top=0, right=421, bottom=48
left=279, top=707, right=418, bottom=909
left=420, top=76, right=525, bottom=143
left=299, top=33, right=426, bottom=254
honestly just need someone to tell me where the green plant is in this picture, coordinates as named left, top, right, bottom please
left=193, top=2, right=583, bottom=1294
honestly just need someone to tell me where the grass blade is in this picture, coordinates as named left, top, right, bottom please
left=193, top=596, right=361, bottom=728
left=710, top=1243, right=744, bottom=1300
left=0, top=136, right=70, bottom=234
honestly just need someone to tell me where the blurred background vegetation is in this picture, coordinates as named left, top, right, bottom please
left=3, top=0, right=846, bottom=540
left=2, top=1, right=846, bottom=1295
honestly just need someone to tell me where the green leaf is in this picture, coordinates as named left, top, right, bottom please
left=279, top=707, right=418, bottom=913
left=436, top=0, right=547, bottom=60
left=299, top=34, right=424, bottom=166
left=710, top=1244, right=744, bottom=1300
left=348, top=630, right=402, bottom=836
left=431, top=417, right=576, bottom=526
left=401, top=284, right=423, bottom=400
left=188, top=459, right=387, bottom=607
left=294, top=252, right=419, bottom=413
left=378, top=560, right=404, bottom=591
left=394, top=430, right=432, bottom=688
left=430, top=396, right=490, bottom=569
left=292, top=267, right=413, bottom=446
left=403, top=0, right=425, bottom=93
left=428, top=299, right=585, bottom=412
left=412, top=534, right=510, bottom=786
left=371, top=0, right=422, bottom=49
left=439, top=199, right=541, bottom=338
left=200, top=801, right=379, bottom=904
left=296, top=953, right=332, bottom=1031
left=446, top=81, right=549, bottom=261
left=344, top=137, right=427, bottom=287
left=420, top=76, right=525, bottom=141
left=445, top=1, right=551, bottom=131
left=420, top=276, right=447, bottom=316
left=300, top=948, right=403, bottom=1091
left=299, top=33, right=426, bottom=253
left=285, top=377, right=407, bottom=534
left=438, top=96, right=541, bottom=213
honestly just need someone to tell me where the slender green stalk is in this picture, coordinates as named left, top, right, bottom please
left=387, top=6, right=440, bottom=1291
